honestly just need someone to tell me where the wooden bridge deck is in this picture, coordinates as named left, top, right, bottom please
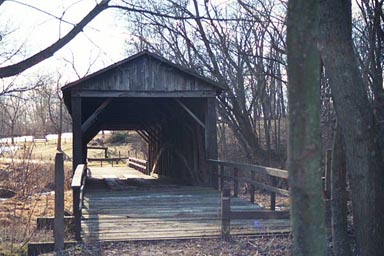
left=81, top=167, right=291, bottom=241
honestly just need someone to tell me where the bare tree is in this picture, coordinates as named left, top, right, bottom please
left=353, top=0, right=384, bottom=137
left=45, top=74, right=71, bottom=151
left=0, top=0, right=111, bottom=79
left=119, top=0, right=287, bottom=164
left=0, top=93, right=26, bottom=144
left=319, top=0, right=384, bottom=255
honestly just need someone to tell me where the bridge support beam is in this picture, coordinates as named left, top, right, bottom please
left=72, top=96, right=83, bottom=172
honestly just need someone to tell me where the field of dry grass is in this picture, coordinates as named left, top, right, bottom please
left=0, top=132, right=147, bottom=255
left=0, top=158, right=73, bottom=255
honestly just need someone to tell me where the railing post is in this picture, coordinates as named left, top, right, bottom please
left=73, top=187, right=81, bottom=241
left=146, top=161, right=150, bottom=175
left=54, top=152, right=64, bottom=251
left=250, top=171, right=255, bottom=203
left=219, top=165, right=224, bottom=191
left=221, top=188, right=231, bottom=240
left=270, top=176, right=277, bottom=211
left=209, top=162, right=219, bottom=190
left=233, top=167, right=239, bottom=197
left=72, top=164, right=85, bottom=242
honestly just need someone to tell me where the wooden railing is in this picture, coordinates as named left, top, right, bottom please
left=87, top=157, right=129, bottom=167
left=221, top=188, right=290, bottom=239
left=207, top=159, right=289, bottom=208
left=71, top=164, right=87, bottom=241
left=128, top=157, right=149, bottom=174
left=207, top=159, right=290, bottom=239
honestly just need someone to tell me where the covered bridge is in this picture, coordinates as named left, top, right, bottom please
left=57, top=51, right=290, bottom=243
left=62, top=50, right=225, bottom=185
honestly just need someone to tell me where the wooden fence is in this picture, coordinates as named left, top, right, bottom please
left=87, top=157, right=129, bottom=167
left=207, top=159, right=290, bottom=239
left=128, top=157, right=149, bottom=174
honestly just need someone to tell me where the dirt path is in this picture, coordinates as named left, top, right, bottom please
left=43, top=236, right=292, bottom=255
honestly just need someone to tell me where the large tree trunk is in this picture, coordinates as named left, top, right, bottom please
left=319, top=1, right=384, bottom=255
left=287, top=1, right=327, bottom=255
left=331, top=124, right=351, bottom=256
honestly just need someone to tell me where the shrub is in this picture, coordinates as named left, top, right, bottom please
left=105, top=132, right=129, bottom=145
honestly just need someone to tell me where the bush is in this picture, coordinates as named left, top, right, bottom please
left=105, top=132, right=129, bottom=145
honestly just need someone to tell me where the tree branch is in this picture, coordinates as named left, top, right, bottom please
left=0, top=0, right=111, bottom=78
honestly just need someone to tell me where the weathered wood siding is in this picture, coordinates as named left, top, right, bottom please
left=79, top=56, right=215, bottom=92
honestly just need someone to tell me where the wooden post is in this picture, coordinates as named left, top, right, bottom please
left=221, top=188, right=231, bottom=240
left=147, top=144, right=151, bottom=175
left=233, top=167, right=239, bottom=197
left=250, top=171, right=255, bottom=203
left=72, top=184, right=81, bottom=241
left=219, top=165, right=224, bottom=191
left=54, top=153, right=64, bottom=251
left=270, top=176, right=277, bottom=210
left=72, top=165, right=85, bottom=242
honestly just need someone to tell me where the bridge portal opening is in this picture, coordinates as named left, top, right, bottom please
left=87, top=130, right=147, bottom=160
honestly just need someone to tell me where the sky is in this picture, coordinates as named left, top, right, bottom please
left=1, top=0, right=130, bottom=84
left=0, top=0, right=247, bottom=87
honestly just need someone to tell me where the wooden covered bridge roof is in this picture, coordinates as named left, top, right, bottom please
left=62, top=50, right=225, bottom=111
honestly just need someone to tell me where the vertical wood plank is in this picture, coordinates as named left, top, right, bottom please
left=233, top=167, right=239, bottom=197
left=219, top=165, right=224, bottom=191
left=147, top=143, right=151, bottom=175
left=82, top=141, right=87, bottom=164
left=270, top=176, right=277, bottom=210
left=73, top=187, right=81, bottom=241
left=54, top=153, right=64, bottom=251
left=221, top=188, right=231, bottom=240
left=250, top=171, right=255, bottom=203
